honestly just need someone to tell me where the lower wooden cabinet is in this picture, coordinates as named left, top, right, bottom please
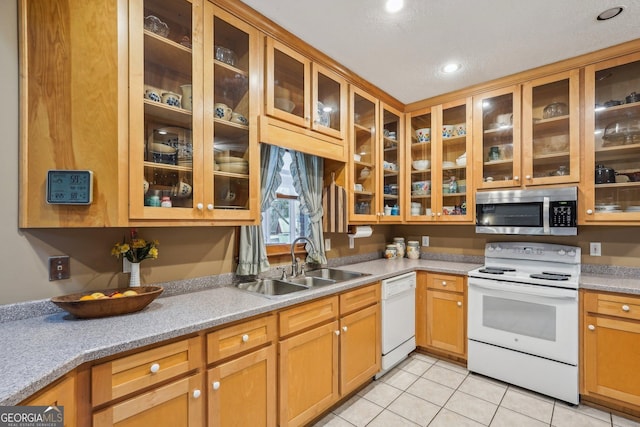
left=93, top=373, right=204, bottom=426
left=21, top=373, right=76, bottom=427
left=582, top=291, right=640, bottom=414
left=416, top=271, right=466, bottom=359
left=339, top=303, right=380, bottom=395
left=207, top=345, right=276, bottom=427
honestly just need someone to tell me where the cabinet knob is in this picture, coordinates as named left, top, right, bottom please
left=342, top=326, right=348, bottom=332
left=150, top=363, right=160, bottom=373
left=622, top=305, right=630, bottom=312
left=441, top=281, right=447, bottom=286
left=457, top=301, right=462, bottom=307
left=192, top=389, right=201, bottom=399
left=212, top=381, right=220, bottom=390
left=514, top=176, right=520, bottom=181
left=334, top=330, right=340, bottom=336
left=586, top=209, right=593, bottom=215
left=437, top=212, right=441, bottom=216
left=197, top=203, right=204, bottom=210
left=588, top=324, right=596, bottom=331
left=525, top=175, right=532, bottom=180
left=207, top=204, right=214, bottom=211
left=305, top=116, right=310, bottom=121
left=242, top=334, right=249, bottom=343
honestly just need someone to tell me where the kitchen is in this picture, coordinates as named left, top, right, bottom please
left=3, top=0, right=640, bottom=426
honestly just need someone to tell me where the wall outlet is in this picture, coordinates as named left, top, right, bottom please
left=422, top=236, right=430, bottom=247
left=49, top=256, right=70, bottom=281
left=324, top=238, right=331, bottom=251
left=590, top=242, right=602, bottom=256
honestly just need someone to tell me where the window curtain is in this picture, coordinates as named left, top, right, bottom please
left=290, top=151, right=327, bottom=265
left=236, top=144, right=285, bottom=276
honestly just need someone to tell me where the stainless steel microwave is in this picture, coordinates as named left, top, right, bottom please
left=476, top=187, right=577, bottom=235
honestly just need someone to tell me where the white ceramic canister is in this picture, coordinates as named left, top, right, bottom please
left=384, top=244, right=398, bottom=259
left=393, top=237, right=405, bottom=258
left=407, top=241, right=420, bottom=259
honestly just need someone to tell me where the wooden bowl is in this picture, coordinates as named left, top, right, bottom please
left=51, top=286, right=163, bottom=319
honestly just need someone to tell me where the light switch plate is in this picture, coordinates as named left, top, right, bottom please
left=590, top=242, right=601, bottom=256
left=422, top=236, right=430, bottom=247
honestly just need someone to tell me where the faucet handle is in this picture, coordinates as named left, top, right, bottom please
left=278, top=267, right=287, bottom=280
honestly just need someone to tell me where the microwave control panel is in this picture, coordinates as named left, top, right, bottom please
left=550, top=201, right=576, bottom=227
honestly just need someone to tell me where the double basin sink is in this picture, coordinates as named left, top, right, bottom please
left=237, top=268, right=369, bottom=298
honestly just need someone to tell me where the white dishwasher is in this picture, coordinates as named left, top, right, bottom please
left=376, top=271, right=416, bottom=379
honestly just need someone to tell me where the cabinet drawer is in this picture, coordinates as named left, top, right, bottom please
left=207, top=315, right=276, bottom=364
left=339, top=283, right=380, bottom=315
left=584, top=292, right=640, bottom=321
left=92, top=337, right=202, bottom=407
left=427, top=273, right=464, bottom=293
left=279, top=296, right=339, bottom=338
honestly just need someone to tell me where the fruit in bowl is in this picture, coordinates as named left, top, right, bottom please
left=412, top=159, right=430, bottom=171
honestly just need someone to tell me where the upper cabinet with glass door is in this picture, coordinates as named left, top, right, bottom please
left=129, top=0, right=201, bottom=220
left=522, top=70, right=580, bottom=186
left=204, top=4, right=259, bottom=222
left=438, top=98, right=474, bottom=222
left=380, top=104, right=404, bottom=222
left=473, top=86, right=521, bottom=190
left=263, top=38, right=347, bottom=161
left=350, top=87, right=379, bottom=222
left=407, top=108, right=435, bottom=222
left=583, top=52, right=640, bottom=224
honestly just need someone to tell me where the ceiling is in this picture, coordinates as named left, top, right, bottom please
left=239, top=0, right=640, bottom=104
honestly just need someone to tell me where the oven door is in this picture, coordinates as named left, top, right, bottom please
left=468, top=277, right=578, bottom=365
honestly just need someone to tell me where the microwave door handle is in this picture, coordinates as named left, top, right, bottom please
left=469, top=280, right=576, bottom=300
left=543, top=197, right=550, bottom=234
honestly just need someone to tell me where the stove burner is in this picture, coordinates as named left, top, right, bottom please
left=478, top=267, right=516, bottom=275
left=530, top=273, right=570, bottom=281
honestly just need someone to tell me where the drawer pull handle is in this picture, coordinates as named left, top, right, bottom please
left=334, top=330, right=340, bottom=336
left=588, top=324, right=596, bottom=331
left=192, top=389, right=201, bottom=399
left=212, top=381, right=220, bottom=390
left=242, top=334, right=249, bottom=343
left=196, top=203, right=204, bottom=210
left=207, top=204, right=214, bottom=211
left=442, top=281, right=447, bottom=286
left=457, top=301, right=462, bottom=307
left=150, top=363, right=160, bottom=373
left=622, top=305, right=630, bottom=312
left=342, top=326, right=348, bottom=332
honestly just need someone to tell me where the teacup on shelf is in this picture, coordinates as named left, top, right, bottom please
left=162, top=92, right=181, bottom=108
left=144, top=85, right=162, bottom=102
left=230, top=111, right=248, bottom=125
left=214, top=103, right=232, bottom=120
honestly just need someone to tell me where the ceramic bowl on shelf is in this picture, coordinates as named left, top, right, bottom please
left=442, top=161, right=456, bottom=168
left=275, top=98, right=295, bottom=113
left=415, top=128, right=431, bottom=143
left=456, top=157, right=467, bottom=167
left=144, top=15, right=169, bottom=37
left=412, top=159, right=430, bottom=171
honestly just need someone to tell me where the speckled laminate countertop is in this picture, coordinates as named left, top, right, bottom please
left=1, top=257, right=639, bottom=406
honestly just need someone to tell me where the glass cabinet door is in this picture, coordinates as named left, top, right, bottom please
left=473, top=86, right=521, bottom=189
left=130, top=0, right=200, bottom=220
left=311, top=63, right=347, bottom=140
left=584, top=52, right=640, bottom=223
left=380, top=104, right=403, bottom=222
left=265, top=38, right=310, bottom=128
left=205, top=5, right=259, bottom=221
left=439, top=98, right=473, bottom=222
left=350, top=88, right=378, bottom=222
left=407, top=108, right=435, bottom=221
left=522, top=70, right=580, bottom=186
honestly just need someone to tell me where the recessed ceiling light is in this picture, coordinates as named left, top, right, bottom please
left=442, top=63, right=462, bottom=73
left=597, top=6, right=624, bottom=21
left=385, top=0, right=404, bottom=13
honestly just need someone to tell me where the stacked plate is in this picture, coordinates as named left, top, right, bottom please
left=177, top=157, right=192, bottom=167
left=595, top=204, right=622, bottom=213
left=625, top=206, right=640, bottom=212
left=216, top=156, right=249, bottom=174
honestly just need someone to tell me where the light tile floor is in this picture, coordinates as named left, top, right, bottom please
left=314, top=353, right=640, bottom=427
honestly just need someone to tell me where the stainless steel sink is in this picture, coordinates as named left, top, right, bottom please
left=305, top=268, right=370, bottom=281
left=236, top=279, right=309, bottom=298
left=286, top=276, right=336, bottom=287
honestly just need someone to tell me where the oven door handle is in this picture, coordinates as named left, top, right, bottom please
left=543, top=196, right=550, bottom=234
left=469, top=280, right=577, bottom=300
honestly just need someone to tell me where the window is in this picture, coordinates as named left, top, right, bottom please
left=262, top=151, right=310, bottom=245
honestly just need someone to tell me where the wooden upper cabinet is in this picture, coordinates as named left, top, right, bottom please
left=522, top=69, right=580, bottom=186
left=582, top=52, right=640, bottom=224
left=262, top=37, right=348, bottom=161
left=19, top=0, right=129, bottom=227
left=378, top=104, right=405, bottom=223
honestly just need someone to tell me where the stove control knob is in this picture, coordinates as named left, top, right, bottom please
left=558, top=249, right=566, bottom=256
left=524, top=247, right=532, bottom=255
left=568, top=250, right=576, bottom=256
left=495, top=245, right=502, bottom=252
left=487, top=246, right=495, bottom=252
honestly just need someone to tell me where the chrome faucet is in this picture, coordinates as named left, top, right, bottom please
left=291, top=237, right=316, bottom=277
